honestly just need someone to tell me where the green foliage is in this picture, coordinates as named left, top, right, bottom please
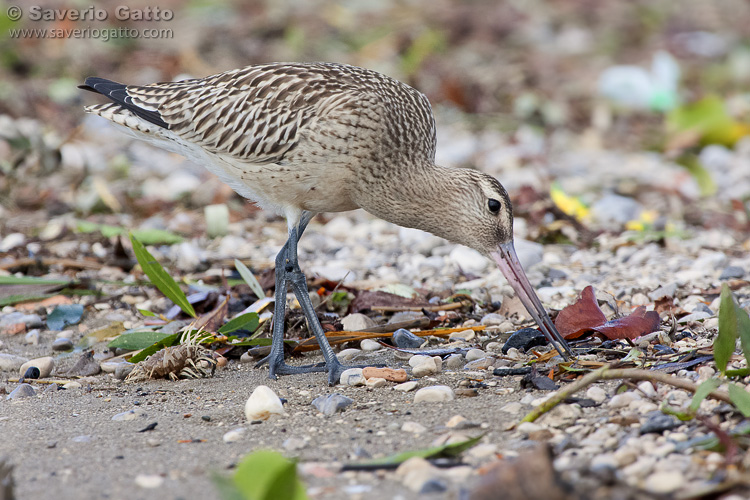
left=715, top=283, right=750, bottom=373
left=355, top=434, right=483, bottom=467
left=130, top=233, right=196, bottom=318
left=77, top=221, right=183, bottom=245
left=235, top=259, right=265, bottom=300
left=675, top=155, right=717, bottom=197
left=108, top=331, right=176, bottom=350
left=690, top=379, right=721, bottom=413
left=127, top=332, right=182, bottom=363
left=218, top=313, right=260, bottom=334
left=728, top=383, right=750, bottom=418
left=667, top=95, right=750, bottom=147
left=213, top=450, right=308, bottom=500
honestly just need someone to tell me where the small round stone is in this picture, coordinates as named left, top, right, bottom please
left=392, top=329, right=426, bottom=348
left=464, top=349, right=486, bottom=362
left=19, top=357, right=54, bottom=379
left=401, top=421, right=427, bottom=433
left=7, top=383, right=36, bottom=400
left=336, top=348, right=363, bottom=362
left=412, top=357, right=439, bottom=378
left=222, top=427, right=246, bottom=443
left=244, top=385, right=286, bottom=421
left=340, top=368, right=366, bottom=386
left=360, top=339, right=383, bottom=352
left=365, top=377, right=387, bottom=388
left=52, top=337, right=74, bottom=351
left=413, top=385, right=454, bottom=403
left=449, top=329, right=475, bottom=342
left=394, top=381, right=418, bottom=392
left=312, top=393, right=353, bottom=416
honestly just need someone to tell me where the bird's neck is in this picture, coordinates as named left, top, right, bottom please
left=355, top=162, right=477, bottom=245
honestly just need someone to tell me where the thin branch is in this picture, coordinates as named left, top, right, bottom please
left=521, top=366, right=732, bottom=423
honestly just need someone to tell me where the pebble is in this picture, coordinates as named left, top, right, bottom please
left=392, top=328, right=425, bottom=348
left=63, top=381, right=81, bottom=389
left=640, top=412, right=679, bottom=434
left=719, top=265, right=745, bottom=280
left=114, top=362, right=135, bottom=380
left=0, top=353, right=29, bottom=372
left=7, top=383, right=36, bottom=400
left=360, top=339, right=383, bottom=352
left=336, top=348, right=363, bottom=362
left=19, top=357, right=54, bottom=379
left=480, top=313, right=505, bottom=326
left=0, top=312, right=43, bottom=330
left=244, top=385, right=286, bottom=421
left=340, top=368, right=366, bottom=386
left=586, top=386, right=607, bottom=404
left=395, top=456, right=442, bottom=492
left=394, top=381, right=418, bottom=392
left=448, top=329, right=475, bottom=342
left=401, top=421, right=427, bottom=433
left=312, top=393, right=353, bottom=416
left=608, top=392, right=641, bottom=408
left=413, top=385, right=454, bottom=403
left=341, top=313, right=376, bottom=331
left=365, top=377, right=387, bottom=388
left=501, top=402, right=524, bottom=414
left=464, top=349, right=486, bottom=362
left=502, top=328, right=546, bottom=353
left=24, top=329, right=40, bottom=345
left=637, top=381, right=657, bottom=398
left=463, top=357, right=495, bottom=370
left=643, top=470, right=684, bottom=494
left=0, top=232, right=25, bottom=252
left=222, top=427, right=246, bottom=443
left=539, top=404, right=582, bottom=428
left=362, top=367, right=408, bottom=382
left=52, top=337, right=74, bottom=351
left=134, top=474, right=164, bottom=489
left=112, top=409, right=146, bottom=421
left=282, top=437, right=307, bottom=451
left=444, top=354, right=465, bottom=369
left=411, top=357, right=439, bottom=378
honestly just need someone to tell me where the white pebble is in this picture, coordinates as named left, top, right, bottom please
left=643, top=471, right=684, bottom=494
left=608, top=392, right=641, bottom=408
left=401, top=421, right=427, bottom=433
left=244, top=385, right=286, bottom=421
left=134, top=474, right=164, bottom=489
left=337, top=348, right=363, bottom=362
left=112, top=409, right=145, bottom=421
left=365, top=377, right=387, bottom=388
left=222, top=427, right=246, bottom=443
left=408, top=355, right=429, bottom=368
left=360, top=339, right=383, bottom=351
left=19, top=357, right=55, bottom=378
left=449, top=329, right=475, bottom=342
left=464, top=349, right=486, bottom=362
left=394, top=381, right=418, bottom=392
left=586, top=386, right=607, bottom=403
left=340, top=368, right=365, bottom=386
left=413, top=385, right=454, bottom=403
left=637, top=381, right=656, bottom=398
left=412, top=357, right=439, bottom=378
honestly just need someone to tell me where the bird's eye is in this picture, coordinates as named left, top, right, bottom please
left=488, top=198, right=501, bottom=214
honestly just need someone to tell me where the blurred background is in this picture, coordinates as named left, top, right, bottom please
left=1, top=0, right=749, bottom=268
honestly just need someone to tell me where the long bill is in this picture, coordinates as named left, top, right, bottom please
left=490, top=242, right=573, bottom=360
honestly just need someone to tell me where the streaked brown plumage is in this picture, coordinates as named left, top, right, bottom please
left=81, top=62, right=572, bottom=384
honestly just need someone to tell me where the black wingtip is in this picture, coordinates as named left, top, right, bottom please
left=80, top=76, right=169, bottom=129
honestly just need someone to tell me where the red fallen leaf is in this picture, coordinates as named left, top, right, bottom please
left=594, top=306, right=660, bottom=340
left=554, top=286, right=605, bottom=339
left=556, top=285, right=660, bottom=340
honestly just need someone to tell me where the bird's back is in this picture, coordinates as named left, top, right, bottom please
left=83, top=62, right=438, bottom=216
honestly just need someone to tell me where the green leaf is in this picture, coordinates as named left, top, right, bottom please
left=675, top=155, right=717, bottom=197
left=108, top=331, right=175, bottom=350
left=355, top=434, right=484, bottom=467
left=78, top=221, right=183, bottom=245
left=218, top=313, right=260, bottom=334
left=235, top=259, right=265, bottom=300
left=716, top=283, right=749, bottom=373
left=46, top=304, right=84, bottom=330
left=667, top=95, right=750, bottom=147
left=130, top=234, right=196, bottom=318
left=138, top=309, right=158, bottom=317
left=689, top=379, right=721, bottom=413
left=127, top=332, right=182, bottom=363
left=0, top=294, right=54, bottom=307
left=0, top=276, right=70, bottom=285
left=728, top=383, right=750, bottom=417
left=660, top=403, right=696, bottom=422
left=233, top=450, right=308, bottom=500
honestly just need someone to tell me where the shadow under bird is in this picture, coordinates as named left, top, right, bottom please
left=80, top=62, right=573, bottom=385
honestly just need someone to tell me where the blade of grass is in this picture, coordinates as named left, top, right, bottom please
left=235, top=259, right=265, bottom=300
left=218, top=312, right=260, bottom=334
left=130, top=233, right=196, bottom=318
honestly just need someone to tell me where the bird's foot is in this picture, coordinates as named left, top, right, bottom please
left=259, top=354, right=384, bottom=386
